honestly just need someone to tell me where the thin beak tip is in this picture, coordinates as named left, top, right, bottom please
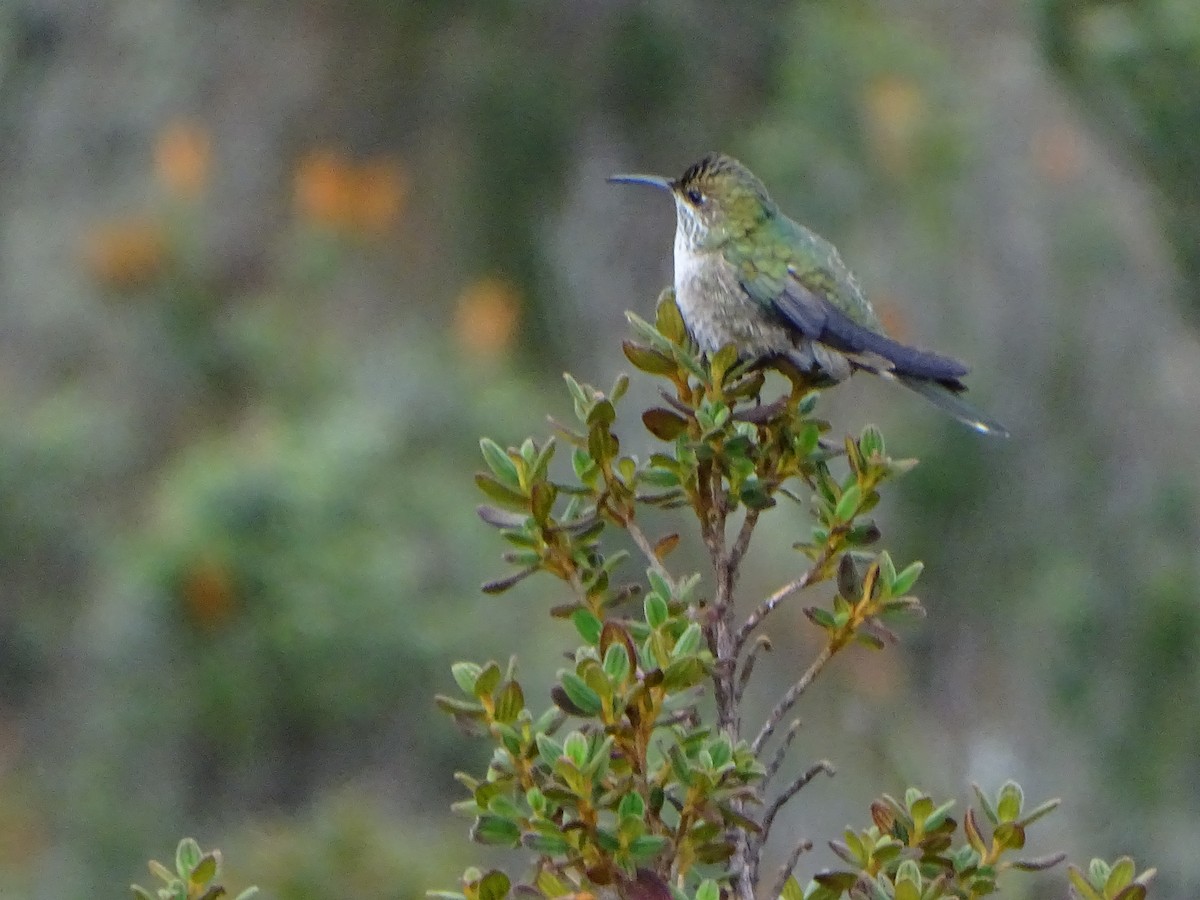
left=606, top=173, right=673, bottom=191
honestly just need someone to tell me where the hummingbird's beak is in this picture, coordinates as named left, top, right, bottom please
left=606, top=173, right=674, bottom=192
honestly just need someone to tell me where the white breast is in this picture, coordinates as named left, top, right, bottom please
left=672, top=227, right=708, bottom=330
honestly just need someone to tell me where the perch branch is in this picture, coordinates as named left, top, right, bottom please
left=763, top=718, right=803, bottom=786
left=752, top=643, right=835, bottom=756
left=759, top=760, right=835, bottom=840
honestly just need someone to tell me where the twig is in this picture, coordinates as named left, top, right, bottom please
left=658, top=706, right=700, bottom=728
left=767, top=837, right=815, bottom=900
left=763, top=718, right=803, bottom=786
left=624, top=514, right=676, bottom=588
left=734, top=635, right=772, bottom=705
left=733, top=568, right=818, bottom=656
left=734, top=543, right=839, bottom=656
left=759, top=760, right=835, bottom=839
left=728, top=508, right=760, bottom=572
left=752, top=643, right=835, bottom=755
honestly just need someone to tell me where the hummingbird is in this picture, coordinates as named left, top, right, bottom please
left=608, top=153, right=1008, bottom=437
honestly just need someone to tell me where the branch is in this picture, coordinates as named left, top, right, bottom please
left=763, top=718, right=803, bottom=786
left=767, top=837, right=814, bottom=900
left=759, top=760, right=835, bottom=840
left=728, top=508, right=760, bottom=572
left=751, top=643, right=835, bottom=755
left=624, top=514, right=676, bottom=588
left=733, top=567, right=816, bottom=656
left=734, top=635, right=772, bottom=705
left=734, top=542, right=839, bottom=656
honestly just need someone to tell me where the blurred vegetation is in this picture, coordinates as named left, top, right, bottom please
left=0, top=1, right=1196, bottom=898
left=1040, top=0, right=1200, bottom=316
left=434, top=296, right=1116, bottom=900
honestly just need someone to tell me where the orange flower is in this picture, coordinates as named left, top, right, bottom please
left=294, top=151, right=407, bottom=234
left=179, top=557, right=237, bottom=631
left=154, top=120, right=211, bottom=198
left=81, top=217, right=169, bottom=290
left=454, top=276, right=521, bottom=359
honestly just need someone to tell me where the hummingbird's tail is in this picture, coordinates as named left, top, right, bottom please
left=892, top=374, right=1010, bottom=438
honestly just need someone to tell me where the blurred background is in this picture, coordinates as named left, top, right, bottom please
left=1, top=1, right=1198, bottom=897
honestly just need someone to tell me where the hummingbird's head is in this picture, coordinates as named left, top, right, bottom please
left=608, top=153, right=775, bottom=250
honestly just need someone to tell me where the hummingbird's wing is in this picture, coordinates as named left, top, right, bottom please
left=767, top=275, right=1009, bottom=435
left=764, top=266, right=970, bottom=384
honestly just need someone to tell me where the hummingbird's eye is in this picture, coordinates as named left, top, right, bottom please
left=686, top=188, right=704, bottom=206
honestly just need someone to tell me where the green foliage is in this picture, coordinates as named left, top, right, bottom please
left=1067, top=857, right=1157, bottom=900
left=435, top=294, right=1126, bottom=899
left=1040, top=0, right=1200, bottom=316
left=132, top=838, right=257, bottom=900
left=798, top=783, right=1065, bottom=900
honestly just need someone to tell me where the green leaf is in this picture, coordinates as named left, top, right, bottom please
left=623, top=341, right=678, bottom=375
left=530, top=481, right=557, bottom=525
left=535, top=871, right=571, bottom=897
left=834, top=483, right=862, bottom=521
left=779, top=875, right=804, bottom=900
left=588, top=422, right=617, bottom=465
left=793, top=422, right=821, bottom=458
left=878, top=551, right=897, bottom=593
left=996, top=781, right=1024, bottom=822
left=572, top=609, right=602, bottom=645
left=523, top=831, right=572, bottom=855
left=643, top=408, right=689, bottom=441
left=452, top=662, right=482, bottom=695
left=1067, top=865, right=1104, bottom=900
left=480, top=438, right=521, bottom=488
left=561, top=734, right=590, bottom=768
left=647, top=567, right=673, bottom=601
left=710, top=344, right=740, bottom=385
left=740, top=479, right=776, bottom=511
left=672, top=622, right=703, bottom=658
left=924, top=799, right=956, bottom=831
left=891, top=561, right=924, bottom=597
left=474, top=662, right=502, bottom=700
left=603, top=643, right=631, bottom=684
left=175, top=839, right=202, bottom=878
left=535, top=734, right=564, bottom=766
left=813, top=872, right=858, bottom=892
left=587, top=399, right=616, bottom=428
left=563, top=372, right=591, bottom=409
left=618, top=791, right=646, bottom=821
left=661, top=656, right=706, bottom=691
left=1018, top=796, right=1060, bottom=827
left=654, top=292, right=687, bottom=343
left=644, top=593, right=669, bottom=629
left=560, top=672, right=602, bottom=716
left=531, top=437, right=557, bottom=482
left=859, top=425, right=885, bottom=459
left=475, top=473, right=528, bottom=510
left=627, top=834, right=669, bottom=860
left=189, top=852, right=218, bottom=884
left=972, top=782, right=999, bottom=824
left=1106, top=858, right=1136, bottom=895
left=478, top=870, right=511, bottom=900
left=804, top=606, right=837, bottom=630
left=472, top=815, right=521, bottom=847
left=695, top=879, right=720, bottom=900
left=494, top=680, right=525, bottom=724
